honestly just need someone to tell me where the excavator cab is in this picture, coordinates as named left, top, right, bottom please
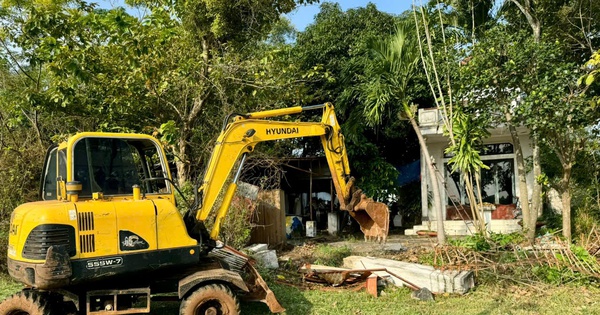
left=40, top=135, right=173, bottom=202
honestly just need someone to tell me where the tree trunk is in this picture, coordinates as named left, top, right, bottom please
left=509, top=0, right=541, bottom=43
left=531, top=137, right=542, bottom=219
left=176, top=125, right=190, bottom=187
left=561, top=164, right=573, bottom=242
left=409, top=115, right=446, bottom=244
left=508, top=124, right=534, bottom=242
left=509, top=0, right=543, bottom=241
left=175, top=37, right=209, bottom=187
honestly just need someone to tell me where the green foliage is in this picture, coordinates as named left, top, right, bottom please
left=449, top=233, right=491, bottom=251
left=574, top=207, right=597, bottom=237
left=580, top=50, right=600, bottom=87
left=570, top=245, right=597, bottom=265
left=0, top=224, right=8, bottom=270
left=531, top=264, right=597, bottom=286
left=360, top=20, right=420, bottom=126
left=416, top=251, right=441, bottom=267
left=531, top=265, right=566, bottom=285
left=131, top=0, right=316, bottom=46
left=313, top=244, right=351, bottom=267
left=173, top=181, right=195, bottom=214
left=445, top=110, right=489, bottom=174
left=218, top=196, right=253, bottom=249
left=0, top=273, right=21, bottom=300
left=440, top=0, right=494, bottom=39
left=500, top=0, right=600, bottom=62
left=449, top=232, right=525, bottom=251
left=488, top=232, right=525, bottom=248
left=158, top=120, right=178, bottom=147
left=292, top=3, right=415, bottom=199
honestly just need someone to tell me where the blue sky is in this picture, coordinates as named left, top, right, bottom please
left=287, top=1, right=412, bottom=31
left=96, top=1, right=413, bottom=31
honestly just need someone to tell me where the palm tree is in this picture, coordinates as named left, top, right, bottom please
left=360, top=20, right=446, bottom=244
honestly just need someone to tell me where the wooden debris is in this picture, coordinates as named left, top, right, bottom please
left=299, top=264, right=374, bottom=286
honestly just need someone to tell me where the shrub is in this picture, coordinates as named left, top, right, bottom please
left=0, top=223, right=7, bottom=271
left=219, top=195, right=253, bottom=249
left=449, top=232, right=525, bottom=251
left=449, top=233, right=491, bottom=251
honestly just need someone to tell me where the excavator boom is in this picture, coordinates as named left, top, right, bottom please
left=196, top=103, right=389, bottom=242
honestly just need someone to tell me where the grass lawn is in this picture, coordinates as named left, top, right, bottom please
left=0, top=273, right=21, bottom=300
left=2, top=272, right=600, bottom=315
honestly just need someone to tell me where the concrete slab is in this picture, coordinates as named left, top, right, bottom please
left=343, top=256, right=474, bottom=294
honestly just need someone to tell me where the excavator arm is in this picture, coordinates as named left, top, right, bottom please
left=195, top=103, right=389, bottom=242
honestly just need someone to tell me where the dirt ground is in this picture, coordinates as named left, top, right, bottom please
left=279, top=233, right=438, bottom=262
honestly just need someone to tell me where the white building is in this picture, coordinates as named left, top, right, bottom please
left=404, top=108, right=533, bottom=236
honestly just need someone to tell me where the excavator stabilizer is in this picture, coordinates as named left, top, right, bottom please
left=210, top=245, right=285, bottom=313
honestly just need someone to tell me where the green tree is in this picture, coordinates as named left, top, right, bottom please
left=292, top=3, right=414, bottom=200
left=459, top=26, right=600, bottom=241
left=126, top=0, right=317, bottom=185
left=411, top=2, right=493, bottom=237
left=359, top=19, right=447, bottom=243
left=498, top=0, right=600, bottom=241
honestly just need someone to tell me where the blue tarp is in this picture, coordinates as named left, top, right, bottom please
left=396, top=160, right=420, bottom=186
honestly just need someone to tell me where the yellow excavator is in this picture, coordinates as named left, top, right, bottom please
left=0, top=102, right=389, bottom=315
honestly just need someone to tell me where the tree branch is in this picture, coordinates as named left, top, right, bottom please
left=0, top=38, right=37, bottom=83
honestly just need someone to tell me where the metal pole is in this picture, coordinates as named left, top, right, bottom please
left=330, top=180, right=333, bottom=212
left=301, top=103, right=326, bottom=111
left=309, top=166, right=313, bottom=221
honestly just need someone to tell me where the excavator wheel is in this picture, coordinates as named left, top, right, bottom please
left=180, top=284, right=240, bottom=315
left=0, top=291, right=54, bottom=315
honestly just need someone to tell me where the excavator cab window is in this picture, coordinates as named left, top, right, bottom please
left=41, top=146, right=67, bottom=200
left=72, top=137, right=170, bottom=197
left=41, top=146, right=58, bottom=200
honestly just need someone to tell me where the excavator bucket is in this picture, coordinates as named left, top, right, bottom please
left=342, top=178, right=390, bottom=242
left=348, top=200, right=390, bottom=242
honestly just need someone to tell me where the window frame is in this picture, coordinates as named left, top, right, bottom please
left=443, top=143, right=517, bottom=207
left=40, top=145, right=58, bottom=201
left=69, top=136, right=172, bottom=197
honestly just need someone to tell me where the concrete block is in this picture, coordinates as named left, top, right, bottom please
left=383, top=243, right=407, bottom=252
left=411, top=287, right=434, bottom=301
left=245, top=243, right=268, bottom=254
left=404, top=229, right=417, bottom=236
left=306, top=221, right=316, bottom=237
left=328, top=212, right=340, bottom=236
left=253, top=250, right=279, bottom=269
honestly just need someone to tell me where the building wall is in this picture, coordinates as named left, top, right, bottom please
left=420, top=126, right=533, bottom=220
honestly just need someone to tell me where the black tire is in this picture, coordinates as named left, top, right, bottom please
left=179, top=284, right=240, bottom=315
left=0, top=291, right=53, bottom=315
